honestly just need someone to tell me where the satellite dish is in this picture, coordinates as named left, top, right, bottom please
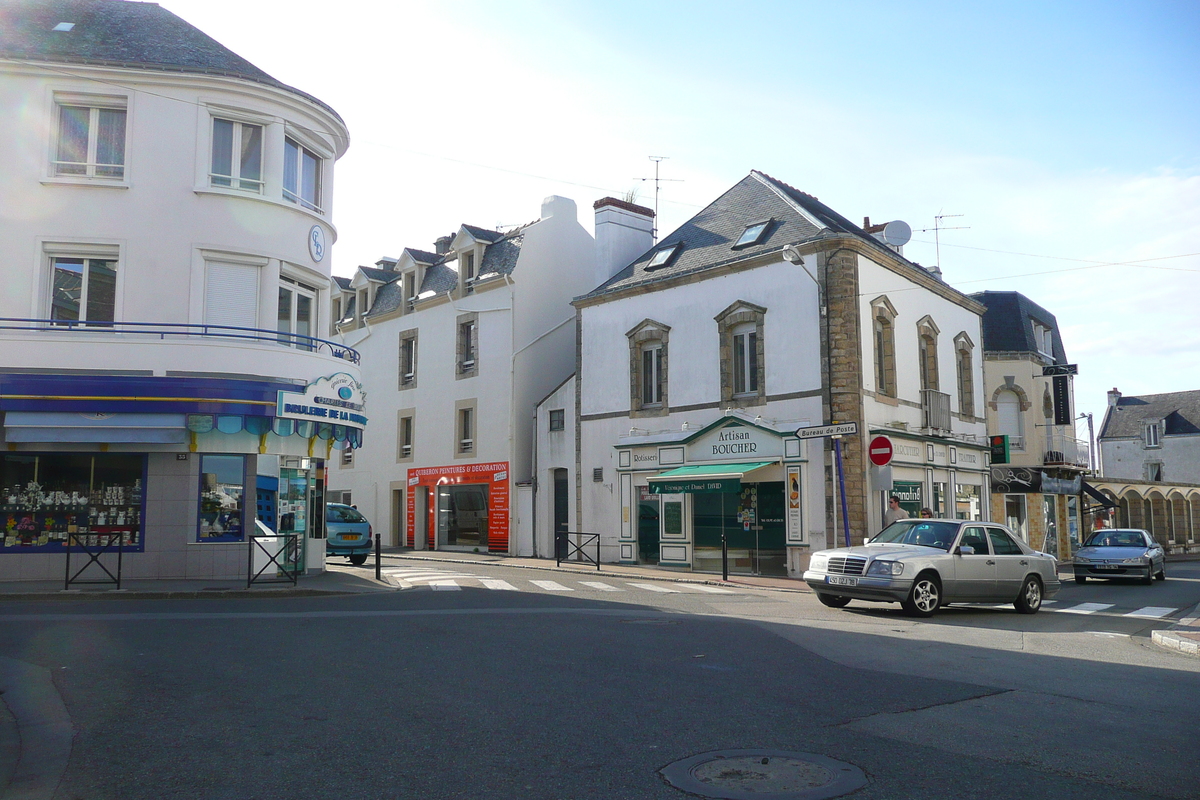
left=882, top=220, right=911, bottom=247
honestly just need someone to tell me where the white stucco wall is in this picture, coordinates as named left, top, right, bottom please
left=534, top=375, right=576, bottom=559
left=1101, top=435, right=1200, bottom=483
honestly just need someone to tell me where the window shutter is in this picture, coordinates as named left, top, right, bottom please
left=205, top=262, right=259, bottom=329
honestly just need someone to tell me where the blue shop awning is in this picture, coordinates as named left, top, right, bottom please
left=4, top=411, right=187, bottom=443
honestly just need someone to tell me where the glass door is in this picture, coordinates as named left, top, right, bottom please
left=637, top=487, right=660, bottom=565
left=278, top=279, right=316, bottom=350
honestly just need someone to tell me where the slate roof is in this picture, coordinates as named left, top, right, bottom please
left=402, top=248, right=440, bottom=265
left=461, top=224, right=504, bottom=244
left=0, top=0, right=342, bottom=122
left=364, top=280, right=401, bottom=319
left=332, top=276, right=352, bottom=291
left=577, top=170, right=931, bottom=301
left=358, top=266, right=397, bottom=283
left=417, top=264, right=458, bottom=295
left=970, top=291, right=1068, bottom=363
left=1100, top=390, right=1200, bottom=439
left=477, top=233, right=523, bottom=279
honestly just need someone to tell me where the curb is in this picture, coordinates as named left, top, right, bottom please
left=0, top=584, right=397, bottom=603
left=378, top=552, right=812, bottom=594
left=1150, top=603, right=1200, bottom=657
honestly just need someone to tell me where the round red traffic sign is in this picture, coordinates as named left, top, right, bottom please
left=868, top=435, right=893, bottom=467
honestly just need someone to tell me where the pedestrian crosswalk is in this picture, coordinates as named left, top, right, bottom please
left=381, top=568, right=742, bottom=596
left=966, top=599, right=1182, bottom=619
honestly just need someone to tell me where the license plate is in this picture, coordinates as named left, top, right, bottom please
left=827, top=576, right=858, bottom=586
left=1094, top=564, right=1118, bottom=570
left=341, top=534, right=360, bottom=541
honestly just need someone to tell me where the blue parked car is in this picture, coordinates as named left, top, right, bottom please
left=326, top=503, right=372, bottom=565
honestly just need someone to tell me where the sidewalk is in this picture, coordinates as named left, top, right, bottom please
left=374, top=547, right=813, bottom=593
left=0, top=567, right=393, bottom=602
left=1151, top=602, right=1200, bottom=657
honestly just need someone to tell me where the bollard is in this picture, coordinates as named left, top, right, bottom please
left=721, top=532, right=728, bottom=582
left=374, top=534, right=382, bottom=581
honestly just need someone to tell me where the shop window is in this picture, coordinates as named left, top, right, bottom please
left=210, top=118, right=263, bottom=193
left=1004, top=494, right=1027, bottom=541
left=0, top=453, right=145, bottom=553
left=283, top=137, right=323, bottom=213
left=715, top=301, right=766, bottom=408
left=53, top=96, right=127, bottom=180
left=50, top=256, right=116, bottom=325
left=437, top=483, right=489, bottom=548
left=549, top=409, right=565, bottom=432
left=198, top=454, right=246, bottom=542
left=955, top=483, right=981, bottom=520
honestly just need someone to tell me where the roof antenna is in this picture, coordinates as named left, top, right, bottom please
left=635, top=156, right=683, bottom=243
left=914, top=213, right=970, bottom=270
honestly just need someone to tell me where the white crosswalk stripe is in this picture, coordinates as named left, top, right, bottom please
left=429, top=580, right=461, bottom=591
left=480, top=579, right=518, bottom=591
left=1124, top=606, right=1177, bottom=619
left=1055, top=603, right=1115, bottom=615
left=626, top=582, right=679, bottom=593
left=678, top=584, right=735, bottom=594
left=580, top=582, right=623, bottom=592
left=530, top=580, right=573, bottom=592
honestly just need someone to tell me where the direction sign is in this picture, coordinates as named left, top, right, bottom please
left=868, top=435, right=893, bottom=467
left=794, top=422, right=858, bottom=440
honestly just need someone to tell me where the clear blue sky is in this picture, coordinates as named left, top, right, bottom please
left=165, top=0, right=1200, bottom=432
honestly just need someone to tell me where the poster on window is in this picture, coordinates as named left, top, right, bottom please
left=786, top=465, right=803, bottom=543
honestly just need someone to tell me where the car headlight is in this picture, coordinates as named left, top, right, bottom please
left=1121, top=556, right=1148, bottom=564
left=1073, top=556, right=1092, bottom=563
left=809, top=555, right=828, bottom=571
left=867, top=560, right=904, bottom=577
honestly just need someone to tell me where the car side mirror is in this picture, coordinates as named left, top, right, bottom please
left=956, top=545, right=975, bottom=556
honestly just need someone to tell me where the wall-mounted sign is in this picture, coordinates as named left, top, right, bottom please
left=991, top=467, right=1041, bottom=493
left=308, top=225, right=326, bottom=263
left=687, top=423, right=782, bottom=462
left=277, top=372, right=367, bottom=430
left=795, top=422, right=857, bottom=439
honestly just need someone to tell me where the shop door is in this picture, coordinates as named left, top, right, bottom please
left=553, top=468, right=569, bottom=538
left=637, top=486, right=660, bottom=565
left=414, top=488, right=428, bottom=550
left=392, top=489, right=404, bottom=547
left=278, top=467, right=309, bottom=572
left=692, top=483, right=786, bottom=576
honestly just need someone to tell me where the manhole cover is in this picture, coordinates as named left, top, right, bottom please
left=661, top=750, right=867, bottom=800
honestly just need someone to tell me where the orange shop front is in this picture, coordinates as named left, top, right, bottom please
left=406, top=462, right=510, bottom=553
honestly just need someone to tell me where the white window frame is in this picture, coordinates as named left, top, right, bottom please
left=42, top=241, right=121, bottom=324
left=209, top=116, right=264, bottom=194
left=51, top=93, right=128, bottom=181
left=399, top=414, right=414, bottom=460
left=400, top=334, right=417, bottom=386
left=1145, top=422, right=1161, bottom=448
left=458, top=407, right=474, bottom=453
left=459, top=320, right=477, bottom=373
left=277, top=277, right=318, bottom=350
left=283, top=136, right=323, bottom=213
left=732, top=322, right=759, bottom=396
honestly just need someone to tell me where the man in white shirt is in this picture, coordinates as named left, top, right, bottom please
left=884, top=495, right=909, bottom=527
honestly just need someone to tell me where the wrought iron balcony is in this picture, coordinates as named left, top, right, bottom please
left=1043, top=427, right=1090, bottom=469
left=921, top=389, right=952, bottom=433
left=0, top=317, right=360, bottom=363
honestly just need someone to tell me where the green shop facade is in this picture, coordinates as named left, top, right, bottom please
left=615, top=417, right=809, bottom=576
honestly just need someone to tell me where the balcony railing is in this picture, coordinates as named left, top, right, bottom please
left=0, top=317, right=360, bottom=364
left=1043, top=427, right=1090, bottom=469
left=921, top=389, right=952, bottom=433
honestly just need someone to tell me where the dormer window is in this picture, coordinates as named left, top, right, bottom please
left=1145, top=422, right=1161, bottom=448
left=403, top=271, right=416, bottom=311
left=733, top=220, right=771, bottom=248
left=646, top=243, right=681, bottom=270
left=463, top=252, right=476, bottom=294
left=1031, top=321, right=1054, bottom=358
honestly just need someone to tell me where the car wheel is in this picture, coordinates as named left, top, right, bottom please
left=349, top=553, right=368, bottom=566
left=1015, top=575, right=1043, bottom=614
left=1074, top=574, right=1087, bottom=584
left=1141, top=565, right=1154, bottom=585
left=901, top=573, right=941, bottom=618
left=816, top=593, right=851, bottom=609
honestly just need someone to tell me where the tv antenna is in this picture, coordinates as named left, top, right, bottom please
left=914, top=213, right=969, bottom=269
left=635, top=156, right=683, bottom=242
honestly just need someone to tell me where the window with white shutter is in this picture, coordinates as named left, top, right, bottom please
left=205, top=262, right=260, bottom=329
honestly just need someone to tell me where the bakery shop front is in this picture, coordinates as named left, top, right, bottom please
left=614, top=416, right=810, bottom=577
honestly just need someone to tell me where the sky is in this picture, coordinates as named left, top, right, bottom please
left=161, top=0, right=1200, bottom=435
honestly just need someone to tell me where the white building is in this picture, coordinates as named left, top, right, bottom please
left=329, top=196, right=595, bottom=555
left=541, top=172, right=989, bottom=578
left=0, top=0, right=356, bottom=581
left=1099, top=389, right=1200, bottom=484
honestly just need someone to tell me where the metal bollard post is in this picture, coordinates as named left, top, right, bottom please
left=721, top=532, right=728, bottom=582
left=374, top=534, right=382, bottom=581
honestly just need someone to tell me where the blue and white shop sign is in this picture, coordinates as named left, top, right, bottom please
left=277, top=373, right=367, bottom=430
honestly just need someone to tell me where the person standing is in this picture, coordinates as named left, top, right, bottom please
left=884, top=495, right=909, bottom=527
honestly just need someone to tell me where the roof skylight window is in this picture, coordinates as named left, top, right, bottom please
left=52, top=22, right=75, bottom=31
left=645, top=243, right=681, bottom=270
left=733, top=220, right=771, bottom=248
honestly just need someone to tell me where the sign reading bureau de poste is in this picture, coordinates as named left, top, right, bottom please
left=794, top=422, right=858, bottom=440
left=277, top=372, right=368, bottom=430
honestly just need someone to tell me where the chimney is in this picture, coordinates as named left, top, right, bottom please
left=541, top=195, right=577, bottom=220
left=1107, top=388, right=1121, bottom=408
left=434, top=233, right=454, bottom=255
left=593, top=197, right=654, bottom=286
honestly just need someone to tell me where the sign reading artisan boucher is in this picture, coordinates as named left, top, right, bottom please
left=277, top=372, right=367, bottom=429
left=794, top=422, right=858, bottom=440
left=868, top=435, right=893, bottom=467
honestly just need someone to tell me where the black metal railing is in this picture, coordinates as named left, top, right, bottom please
left=247, top=533, right=300, bottom=587
left=64, top=533, right=123, bottom=590
left=555, top=531, right=602, bottom=570
left=0, top=317, right=360, bottom=364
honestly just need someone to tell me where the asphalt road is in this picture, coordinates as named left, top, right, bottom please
left=0, top=559, right=1196, bottom=800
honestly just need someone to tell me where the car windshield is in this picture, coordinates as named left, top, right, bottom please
left=1083, top=531, right=1146, bottom=548
left=327, top=505, right=367, bottom=523
left=870, top=520, right=958, bottom=551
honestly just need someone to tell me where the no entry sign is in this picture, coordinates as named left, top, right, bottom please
left=868, top=435, right=893, bottom=467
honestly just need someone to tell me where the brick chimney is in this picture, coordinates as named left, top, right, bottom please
left=1107, top=388, right=1121, bottom=407
left=593, top=197, right=654, bottom=287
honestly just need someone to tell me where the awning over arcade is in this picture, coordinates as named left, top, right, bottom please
left=647, top=461, right=775, bottom=494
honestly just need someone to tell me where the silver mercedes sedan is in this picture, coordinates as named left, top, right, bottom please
left=802, top=519, right=1061, bottom=617
left=1072, top=528, right=1165, bottom=585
